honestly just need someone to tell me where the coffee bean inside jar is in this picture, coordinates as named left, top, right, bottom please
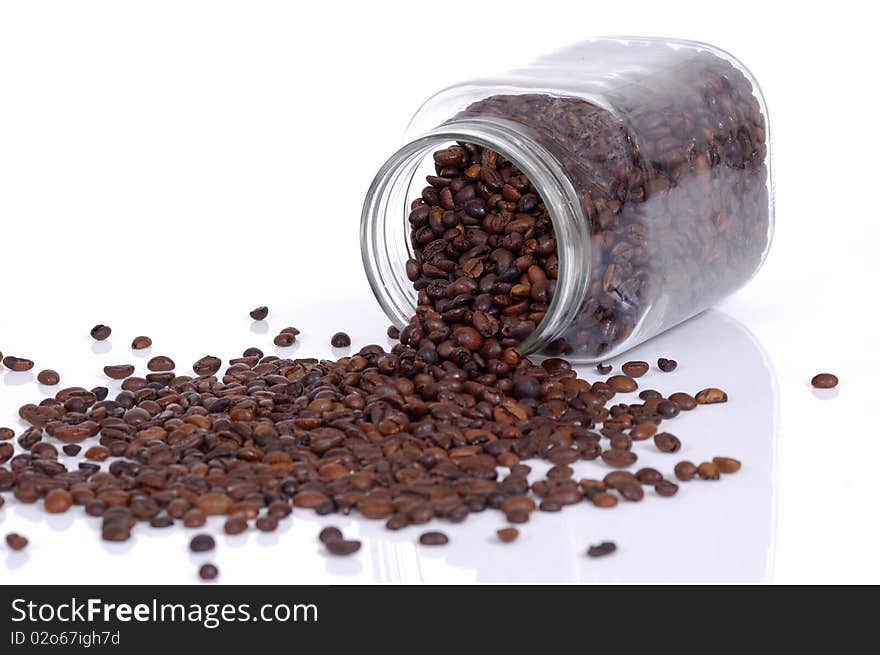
left=363, top=37, right=772, bottom=361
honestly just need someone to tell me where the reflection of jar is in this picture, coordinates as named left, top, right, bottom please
left=362, top=36, right=773, bottom=362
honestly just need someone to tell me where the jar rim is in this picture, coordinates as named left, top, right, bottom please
left=360, top=117, right=592, bottom=356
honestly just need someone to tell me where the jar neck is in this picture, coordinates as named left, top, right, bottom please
left=361, top=117, right=591, bottom=356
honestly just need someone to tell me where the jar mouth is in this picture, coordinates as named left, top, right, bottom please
left=360, top=118, right=591, bottom=357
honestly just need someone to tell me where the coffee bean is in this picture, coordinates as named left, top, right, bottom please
left=147, top=356, right=175, bottom=372
left=811, top=373, right=838, bottom=389
left=587, top=541, right=616, bottom=557
left=419, top=531, right=449, bottom=546
left=90, top=325, right=112, bottom=341
left=3, top=356, right=34, bottom=372
left=224, top=517, right=248, bottom=535
left=62, top=444, right=81, bottom=456
left=630, top=423, right=657, bottom=441
left=695, top=388, right=728, bottom=404
left=668, top=392, right=697, bottom=411
left=193, top=356, right=222, bottom=376
left=102, top=521, right=131, bottom=542
left=0, top=427, right=13, bottom=441
left=249, top=306, right=269, bottom=320
left=326, top=539, right=361, bottom=555
left=44, top=489, right=73, bottom=513
left=713, top=456, right=742, bottom=473
left=319, top=527, right=343, bottom=544
left=654, top=432, right=681, bottom=453
left=0, top=443, right=13, bottom=464
left=190, top=534, right=215, bottom=552
left=591, top=492, right=618, bottom=508
left=5, top=533, right=28, bottom=551
left=635, top=468, right=663, bottom=485
left=607, top=375, right=638, bottom=393
left=387, top=325, right=401, bottom=339
left=657, top=358, right=678, bottom=372
left=274, top=333, right=295, bottom=347
left=255, top=516, right=278, bottom=532
left=183, top=509, right=206, bottom=528
left=330, top=332, right=351, bottom=348
left=621, top=361, right=649, bottom=378
left=104, top=365, right=135, bottom=379
left=497, top=527, right=519, bottom=543
left=197, top=493, right=233, bottom=515
left=655, top=480, right=679, bottom=497
left=131, top=336, right=152, bottom=350
left=601, top=448, right=637, bottom=468
left=199, top=563, right=219, bottom=580
left=596, top=363, right=612, bottom=374
left=37, top=370, right=60, bottom=385
left=150, top=516, right=174, bottom=528
left=697, top=462, right=721, bottom=480
left=674, top=461, right=698, bottom=481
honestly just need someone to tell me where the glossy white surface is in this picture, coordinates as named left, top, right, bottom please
left=1, top=0, right=878, bottom=584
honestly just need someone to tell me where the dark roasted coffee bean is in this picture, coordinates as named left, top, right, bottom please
left=3, top=356, right=34, bottom=372
left=387, top=325, right=401, bottom=339
left=274, top=333, right=295, bottom=347
left=811, top=373, right=838, bottom=389
left=37, top=369, right=60, bottom=385
left=319, top=527, right=343, bottom=544
left=606, top=375, right=638, bottom=393
left=249, top=306, right=269, bottom=320
left=131, top=336, right=153, bottom=350
left=419, top=531, right=449, bottom=546
left=596, top=363, right=612, bottom=374
left=621, top=361, right=649, bottom=378
left=695, top=388, right=728, bottom=404
left=0, top=427, right=13, bottom=440
left=199, top=563, right=219, bottom=580
left=657, top=358, right=678, bottom=372
left=0, top=443, right=13, bottom=464
left=62, top=444, right=81, bottom=456
left=330, top=332, right=351, bottom=348
left=90, top=324, right=112, bottom=341
left=6, top=533, right=29, bottom=551
left=326, top=539, right=361, bottom=556
left=150, top=516, right=174, bottom=528
left=147, top=356, right=175, bottom=372
left=656, top=400, right=680, bottom=418
left=654, top=432, right=681, bottom=453
left=190, top=534, right=216, bottom=552
left=104, top=365, right=135, bottom=379
left=587, top=541, right=617, bottom=557
left=193, top=356, right=222, bottom=376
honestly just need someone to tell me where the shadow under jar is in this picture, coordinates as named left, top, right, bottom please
left=362, top=37, right=773, bottom=362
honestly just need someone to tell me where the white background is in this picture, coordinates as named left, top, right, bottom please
left=1, top=0, right=877, bottom=584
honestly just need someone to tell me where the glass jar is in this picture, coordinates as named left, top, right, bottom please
left=361, top=36, right=773, bottom=362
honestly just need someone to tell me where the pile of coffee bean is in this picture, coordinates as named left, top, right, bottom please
left=455, top=51, right=770, bottom=358
left=0, top=143, right=748, bottom=576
